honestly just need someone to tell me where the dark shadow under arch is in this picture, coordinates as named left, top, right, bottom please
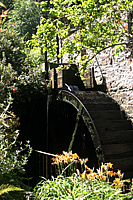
left=48, top=100, right=98, bottom=169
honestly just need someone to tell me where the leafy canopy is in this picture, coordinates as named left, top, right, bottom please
left=31, top=0, right=133, bottom=72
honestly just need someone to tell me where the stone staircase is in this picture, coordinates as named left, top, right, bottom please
left=74, top=91, right=133, bottom=179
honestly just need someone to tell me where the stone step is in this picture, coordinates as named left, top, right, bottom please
left=102, top=143, right=133, bottom=160
left=89, top=110, right=124, bottom=120
left=77, top=93, right=114, bottom=103
left=84, top=102, right=119, bottom=111
left=99, top=130, right=133, bottom=145
left=94, top=120, right=133, bottom=132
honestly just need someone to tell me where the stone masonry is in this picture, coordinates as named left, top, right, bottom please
left=62, top=46, right=133, bottom=122
left=91, top=48, right=133, bottom=122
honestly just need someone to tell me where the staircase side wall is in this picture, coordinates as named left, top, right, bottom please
left=92, top=48, right=133, bottom=122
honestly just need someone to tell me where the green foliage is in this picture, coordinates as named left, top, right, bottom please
left=12, top=66, right=47, bottom=107
left=0, top=24, right=44, bottom=75
left=0, top=4, right=46, bottom=197
left=0, top=100, right=32, bottom=199
left=8, top=0, right=42, bottom=41
left=31, top=0, right=133, bottom=72
left=0, top=57, right=33, bottom=198
left=25, top=47, right=45, bottom=67
left=0, top=184, right=23, bottom=199
left=33, top=152, right=133, bottom=199
left=0, top=56, right=17, bottom=102
left=0, top=22, right=26, bottom=74
left=0, top=99, right=32, bottom=175
left=33, top=173, right=133, bottom=200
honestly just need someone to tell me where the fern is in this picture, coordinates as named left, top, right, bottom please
left=0, top=184, right=23, bottom=196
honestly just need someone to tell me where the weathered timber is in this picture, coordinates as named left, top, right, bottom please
left=88, top=110, right=125, bottom=120
left=84, top=102, right=120, bottom=111
left=94, top=120, right=132, bottom=132
left=99, top=130, right=133, bottom=144
left=57, top=90, right=133, bottom=179
left=102, top=143, right=133, bottom=159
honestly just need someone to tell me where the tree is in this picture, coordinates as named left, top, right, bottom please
left=8, top=0, right=43, bottom=41
left=0, top=22, right=27, bottom=74
left=31, top=0, right=133, bottom=73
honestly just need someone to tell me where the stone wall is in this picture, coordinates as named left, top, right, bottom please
left=62, top=46, right=133, bottom=122
left=91, top=48, right=133, bottom=122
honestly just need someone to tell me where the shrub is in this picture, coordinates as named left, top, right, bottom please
left=0, top=55, right=17, bottom=102
left=0, top=100, right=32, bottom=174
left=0, top=58, right=32, bottom=198
left=12, top=66, right=47, bottom=115
left=24, top=47, right=45, bottom=68
left=0, top=97, right=32, bottom=198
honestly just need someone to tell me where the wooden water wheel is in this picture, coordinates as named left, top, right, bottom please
left=55, top=90, right=133, bottom=179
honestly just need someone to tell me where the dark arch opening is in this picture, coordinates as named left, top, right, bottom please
left=13, top=95, right=98, bottom=186
left=48, top=100, right=98, bottom=169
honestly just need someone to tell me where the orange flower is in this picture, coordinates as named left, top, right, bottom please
left=84, top=158, right=88, bottom=163
left=87, top=172, right=97, bottom=180
left=73, top=153, right=79, bottom=159
left=106, top=163, right=113, bottom=169
left=56, top=155, right=60, bottom=159
left=51, top=157, right=55, bottom=161
left=113, top=178, right=123, bottom=186
left=79, top=159, right=84, bottom=165
left=101, top=164, right=107, bottom=170
left=99, top=174, right=107, bottom=181
left=81, top=172, right=87, bottom=179
left=107, top=171, right=116, bottom=177
left=101, top=163, right=113, bottom=170
left=85, top=165, right=92, bottom=172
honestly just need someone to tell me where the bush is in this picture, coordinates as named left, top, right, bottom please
left=25, top=47, right=45, bottom=68
left=0, top=97, right=32, bottom=199
left=0, top=100, right=32, bottom=174
left=0, top=57, right=33, bottom=198
left=12, top=66, right=47, bottom=117
left=0, top=56, right=17, bottom=102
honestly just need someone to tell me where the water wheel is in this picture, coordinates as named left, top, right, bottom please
left=50, top=90, right=133, bottom=179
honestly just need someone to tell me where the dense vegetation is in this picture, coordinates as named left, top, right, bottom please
left=0, top=1, right=46, bottom=198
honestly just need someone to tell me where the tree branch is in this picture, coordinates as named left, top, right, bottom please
left=86, top=42, right=131, bottom=64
